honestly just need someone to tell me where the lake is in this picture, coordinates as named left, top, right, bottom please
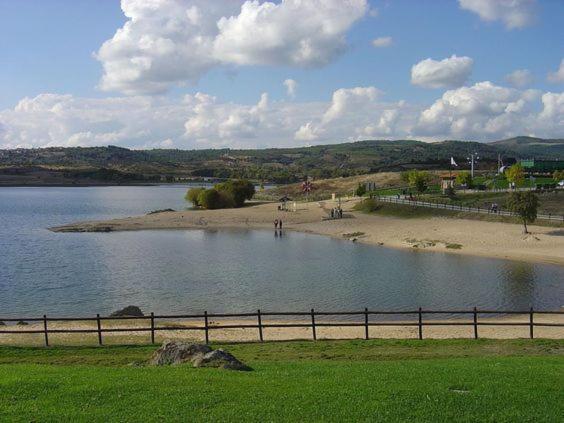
left=0, top=186, right=563, bottom=318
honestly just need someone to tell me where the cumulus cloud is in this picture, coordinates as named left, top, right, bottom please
left=371, top=36, right=392, bottom=48
left=415, top=81, right=543, bottom=139
left=411, top=55, right=473, bottom=89
left=505, top=69, right=533, bottom=87
left=1, top=84, right=563, bottom=149
left=95, top=0, right=368, bottom=95
left=284, top=79, right=297, bottom=98
left=459, top=0, right=537, bottom=29
left=547, top=59, right=564, bottom=83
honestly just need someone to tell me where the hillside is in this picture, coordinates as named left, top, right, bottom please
left=1, top=137, right=562, bottom=185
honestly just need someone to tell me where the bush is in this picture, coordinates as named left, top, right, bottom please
left=444, top=186, right=456, bottom=199
left=214, top=179, right=255, bottom=207
left=185, top=187, right=205, bottom=207
left=455, top=171, right=473, bottom=188
left=355, top=183, right=367, bottom=197
left=197, top=189, right=223, bottom=209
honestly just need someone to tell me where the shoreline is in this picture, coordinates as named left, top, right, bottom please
left=49, top=200, right=564, bottom=266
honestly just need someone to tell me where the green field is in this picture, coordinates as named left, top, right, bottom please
left=1, top=339, right=562, bottom=422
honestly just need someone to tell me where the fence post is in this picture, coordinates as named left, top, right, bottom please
left=204, top=311, right=209, bottom=344
left=473, top=307, right=478, bottom=339
left=43, top=315, right=49, bottom=347
left=96, top=314, right=102, bottom=346
left=364, top=307, right=369, bottom=340
left=529, top=307, right=534, bottom=339
left=311, top=308, right=317, bottom=341
left=418, top=307, right=423, bottom=340
left=150, top=312, right=155, bottom=344
left=257, top=309, right=263, bottom=342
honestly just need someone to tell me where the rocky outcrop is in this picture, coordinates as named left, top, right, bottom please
left=150, top=341, right=251, bottom=371
left=110, top=305, right=144, bottom=317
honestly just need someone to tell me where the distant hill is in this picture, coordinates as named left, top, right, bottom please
left=0, top=137, right=562, bottom=185
left=489, top=136, right=564, bottom=158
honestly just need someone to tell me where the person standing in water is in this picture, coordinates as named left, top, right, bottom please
left=279, top=219, right=283, bottom=230
left=274, top=219, right=279, bottom=230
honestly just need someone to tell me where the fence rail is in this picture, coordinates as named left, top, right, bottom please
left=375, top=195, right=564, bottom=222
left=1, top=308, right=562, bottom=346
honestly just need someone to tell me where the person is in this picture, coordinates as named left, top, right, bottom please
left=339, top=208, right=343, bottom=218
left=274, top=219, right=279, bottom=229
left=279, top=219, right=283, bottom=229
left=330, top=208, right=334, bottom=218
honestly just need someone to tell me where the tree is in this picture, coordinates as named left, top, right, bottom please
left=506, top=191, right=538, bottom=234
left=355, top=183, right=367, bottom=197
left=185, top=187, right=205, bottom=207
left=197, top=188, right=223, bottom=210
left=455, top=171, right=473, bottom=188
left=405, top=170, right=429, bottom=194
left=553, top=170, right=564, bottom=182
left=506, top=163, right=524, bottom=188
left=214, top=179, right=255, bottom=207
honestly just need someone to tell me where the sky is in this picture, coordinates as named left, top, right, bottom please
left=0, top=0, right=563, bottom=150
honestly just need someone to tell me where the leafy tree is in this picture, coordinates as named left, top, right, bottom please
left=506, top=191, right=538, bottom=234
left=214, top=179, right=255, bottom=207
left=455, top=171, right=473, bottom=188
left=405, top=170, right=429, bottom=193
left=506, top=163, right=525, bottom=187
left=355, top=183, right=367, bottom=197
left=553, top=170, right=564, bottom=182
left=197, top=189, right=223, bottom=209
left=185, top=187, right=205, bottom=207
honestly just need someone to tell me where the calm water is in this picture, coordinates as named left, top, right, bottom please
left=0, top=186, right=563, bottom=318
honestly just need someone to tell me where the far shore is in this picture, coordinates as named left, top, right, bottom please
left=49, top=199, right=564, bottom=266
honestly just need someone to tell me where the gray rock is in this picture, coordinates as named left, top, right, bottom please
left=150, top=341, right=212, bottom=366
left=150, top=341, right=251, bottom=371
left=110, top=305, right=144, bottom=317
left=193, top=349, right=252, bottom=371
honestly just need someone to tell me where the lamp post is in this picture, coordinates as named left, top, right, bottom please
left=467, top=153, right=479, bottom=178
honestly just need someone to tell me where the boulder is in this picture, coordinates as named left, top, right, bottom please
left=110, top=305, right=144, bottom=317
left=150, top=341, right=251, bottom=371
left=150, top=341, right=212, bottom=366
left=192, top=349, right=252, bottom=371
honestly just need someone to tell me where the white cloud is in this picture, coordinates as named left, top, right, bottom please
left=95, top=0, right=368, bottom=95
left=415, top=81, right=543, bottom=139
left=371, top=36, right=392, bottom=48
left=214, top=0, right=368, bottom=67
left=411, top=55, right=473, bottom=89
left=1, top=84, right=562, bottom=150
left=505, top=69, right=533, bottom=87
left=548, top=59, right=564, bottom=83
left=283, top=79, right=298, bottom=98
left=459, top=0, right=537, bottom=29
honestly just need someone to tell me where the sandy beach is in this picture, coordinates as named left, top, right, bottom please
left=50, top=199, right=564, bottom=265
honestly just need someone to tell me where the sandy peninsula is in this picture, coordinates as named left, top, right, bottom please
left=50, top=198, right=564, bottom=265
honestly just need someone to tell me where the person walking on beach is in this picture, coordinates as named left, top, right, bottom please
left=274, top=219, right=279, bottom=230
left=279, top=219, right=283, bottom=230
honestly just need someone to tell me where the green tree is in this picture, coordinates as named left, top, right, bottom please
left=185, top=187, right=205, bottom=207
left=197, top=189, right=223, bottom=210
left=214, top=179, right=255, bottom=207
left=506, top=163, right=525, bottom=187
left=506, top=191, right=538, bottom=234
left=455, top=171, right=473, bottom=188
left=553, top=170, right=564, bottom=182
left=355, top=183, right=367, bottom=197
left=405, top=170, right=429, bottom=194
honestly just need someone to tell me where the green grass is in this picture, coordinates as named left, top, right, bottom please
left=354, top=198, right=564, bottom=227
left=0, top=340, right=563, bottom=422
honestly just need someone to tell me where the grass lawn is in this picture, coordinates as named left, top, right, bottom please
left=0, top=339, right=562, bottom=422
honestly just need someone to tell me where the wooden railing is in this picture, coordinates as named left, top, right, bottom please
left=1, top=308, right=562, bottom=346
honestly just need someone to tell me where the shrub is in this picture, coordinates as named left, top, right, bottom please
left=185, top=187, right=205, bottom=207
left=455, top=171, right=473, bottom=188
left=355, top=183, right=367, bottom=197
left=214, top=179, right=255, bottom=208
left=197, top=189, right=223, bottom=209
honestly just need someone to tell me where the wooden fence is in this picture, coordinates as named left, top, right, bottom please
left=0, top=308, right=563, bottom=346
left=375, top=195, right=564, bottom=222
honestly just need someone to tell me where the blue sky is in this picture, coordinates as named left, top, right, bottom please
left=0, top=0, right=563, bottom=149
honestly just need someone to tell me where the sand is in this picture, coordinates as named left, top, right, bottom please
left=50, top=198, right=564, bottom=265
